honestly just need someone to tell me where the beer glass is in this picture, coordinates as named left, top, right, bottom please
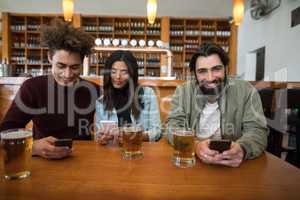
left=1, top=129, right=33, bottom=180
left=120, top=124, right=143, bottom=160
left=172, top=129, right=195, bottom=168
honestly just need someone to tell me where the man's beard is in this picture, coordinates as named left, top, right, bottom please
left=198, top=78, right=226, bottom=96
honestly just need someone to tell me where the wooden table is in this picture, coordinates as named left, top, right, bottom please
left=1, top=140, right=300, bottom=200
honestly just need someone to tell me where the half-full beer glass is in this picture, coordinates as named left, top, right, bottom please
left=172, top=129, right=195, bottom=168
left=121, top=124, right=143, bottom=160
left=1, top=129, right=33, bottom=180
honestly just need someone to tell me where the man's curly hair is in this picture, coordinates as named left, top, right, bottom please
left=41, top=18, right=94, bottom=60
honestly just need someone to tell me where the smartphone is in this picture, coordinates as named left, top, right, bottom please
left=100, top=120, right=118, bottom=134
left=54, top=139, right=73, bottom=148
left=209, top=139, right=231, bottom=153
left=96, top=120, right=118, bottom=143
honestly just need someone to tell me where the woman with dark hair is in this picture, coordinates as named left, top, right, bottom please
left=95, top=50, right=161, bottom=144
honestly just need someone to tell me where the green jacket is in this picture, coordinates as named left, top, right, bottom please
left=166, top=78, right=269, bottom=160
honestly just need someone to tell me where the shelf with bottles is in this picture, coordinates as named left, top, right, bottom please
left=146, top=20, right=161, bottom=36
left=81, top=16, right=98, bottom=32
left=184, top=39, right=199, bottom=53
left=11, top=49, right=26, bottom=65
left=98, top=17, right=114, bottom=34
left=26, top=33, right=41, bottom=48
left=14, top=66, right=26, bottom=76
left=11, top=32, right=26, bottom=48
left=130, top=18, right=145, bottom=35
left=10, top=17, right=26, bottom=69
left=184, top=54, right=194, bottom=68
left=42, top=50, right=50, bottom=65
left=170, top=38, right=184, bottom=52
left=145, top=68, right=160, bottom=77
left=170, top=19, right=185, bottom=37
left=7, top=14, right=60, bottom=74
left=26, top=49, right=41, bottom=65
left=135, top=53, right=145, bottom=68
left=216, top=20, right=231, bottom=38
left=146, top=53, right=160, bottom=68
left=172, top=54, right=184, bottom=69
left=134, top=53, right=145, bottom=77
left=216, top=37, right=230, bottom=53
left=27, top=66, right=43, bottom=77
left=10, top=16, right=26, bottom=32
left=201, top=36, right=215, bottom=44
left=185, top=19, right=200, bottom=37
left=114, top=18, right=130, bottom=35
left=26, top=16, right=41, bottom=32
left=200, top=19, right=216, bottom=37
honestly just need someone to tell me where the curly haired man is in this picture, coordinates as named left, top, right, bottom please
left=0, top=19, right=100, bottom=159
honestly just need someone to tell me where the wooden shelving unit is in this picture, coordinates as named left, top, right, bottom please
left=0, top=16, right=2, bottom=61
left=1, top=13, right=236, bottom=79
left=81, top=15, right=162, bottom=77
left=1, top=13, right=68, bottom=76
left=169, top=18, right=232, bottom=79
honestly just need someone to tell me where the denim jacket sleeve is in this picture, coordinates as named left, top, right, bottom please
left=95, top=97, right=104, bottom=131
left=141, top=87, right=161, bottom=142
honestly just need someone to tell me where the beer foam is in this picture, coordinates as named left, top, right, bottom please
left=1, top=131, right=32, bottom=140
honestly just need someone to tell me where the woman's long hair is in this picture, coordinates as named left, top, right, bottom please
left=103, top=50, right=143, bottom=119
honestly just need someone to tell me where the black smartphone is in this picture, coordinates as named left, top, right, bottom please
left=54, top=139, right=73, bottom=148
left=209, top=139, right=231, bottom=153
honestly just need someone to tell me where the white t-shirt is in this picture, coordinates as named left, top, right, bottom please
left=197, top=101, right=221, bottom=140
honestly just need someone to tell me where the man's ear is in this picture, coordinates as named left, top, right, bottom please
left=48, top=52, right=52, bottom=63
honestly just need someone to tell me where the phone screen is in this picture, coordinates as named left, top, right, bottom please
left=54, top=139, right=73, bottom=148
left=209, top=140, right=231, bottom=153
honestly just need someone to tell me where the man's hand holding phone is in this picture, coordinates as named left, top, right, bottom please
left=32, top=137, right=72, bottom=159
left=195, top=139, right=244, bottom=167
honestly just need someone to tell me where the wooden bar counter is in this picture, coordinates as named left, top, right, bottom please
left=1, top=76, right=300, bottom=123
left=1, top=139, right=300, bottom=200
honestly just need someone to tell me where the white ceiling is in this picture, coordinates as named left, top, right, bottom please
left=0, top=0, right=233, bottom=18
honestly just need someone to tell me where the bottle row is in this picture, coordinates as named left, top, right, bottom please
left=114, top=22, right=161, bottom=29
left=83, top=22, right=161, bottom=33
left=11, top=52, right=26, bottom=64
left=13, top=67, right=51, bottom=77
left=87, top=67, right=159, bottom=77
left=170, top=45, right=184, bottom=52
left=170, top=44, right=229, bottom=53
left=184, top=44, right=199, bottom=51
left=89, top=54, right=160, bottom=67
left=10, top=52, right=50, bottom=65
left=170, top=30, right=230, bottom=37
left=10, top=25, right=26, bottom=31
left=170, top=23, right=223, bottom=31
left=13, top=37, right=40, bottom=48
left=11, top=24, right=43, bottom=31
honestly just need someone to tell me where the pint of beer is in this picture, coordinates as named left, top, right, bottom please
left=0, top=129, right=33, bottom=180
left=121, top=124, right=143, bottom=160
left=172, top=129, right=195, bottom=168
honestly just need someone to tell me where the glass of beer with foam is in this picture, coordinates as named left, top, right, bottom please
left=172, top=128, right=195, bottom=168
left=120, top=124, right=143, bottom=160
left=1, top=129, right=33, bottom=180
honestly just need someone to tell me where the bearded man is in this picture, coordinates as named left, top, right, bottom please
left=166, top=43, right=268, bottom=167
